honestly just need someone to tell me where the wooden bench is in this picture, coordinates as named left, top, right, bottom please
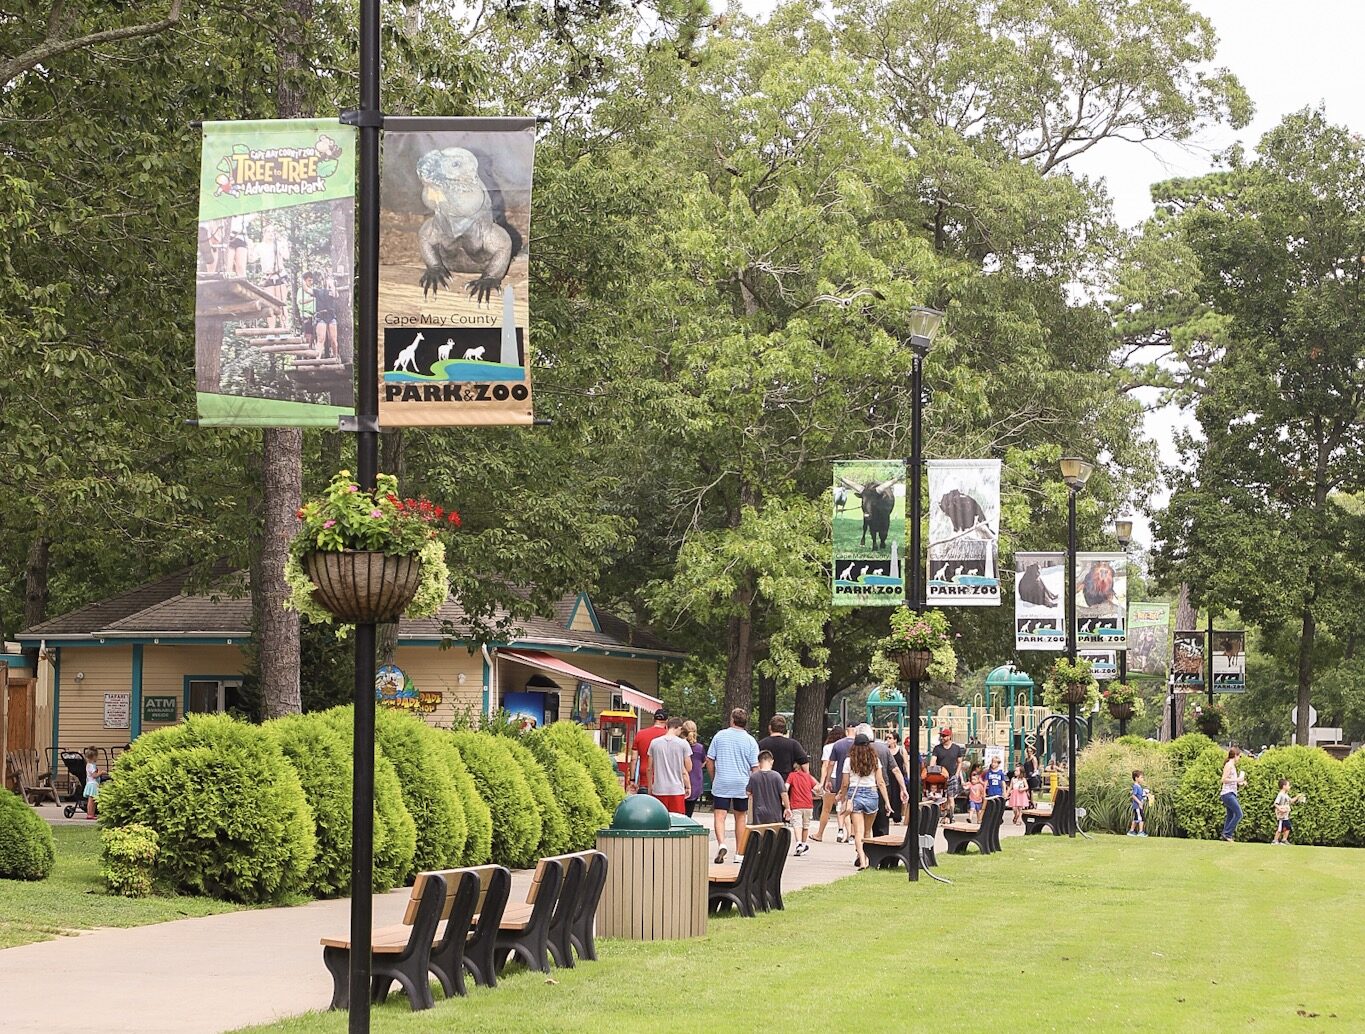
left=1023, top=788, right=1074, bottom=836
left=321, top=872, right=448, bottom=1011
left=943, top=797, right=1004, bottom=855
left=864, top=802, right=939, bottom=871
left=707, top=827, right=771, bottom=918
left=493, top=856, right=568, bottom=974
left=6, top=749, right=60, bottom=807
left=567, top=850, right=609, bottom=963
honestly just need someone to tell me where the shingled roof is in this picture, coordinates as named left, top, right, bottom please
left=19, top=563, right=239, bottom=638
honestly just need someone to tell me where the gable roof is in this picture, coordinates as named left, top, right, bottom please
left=19, top=563, right=238, bottom=638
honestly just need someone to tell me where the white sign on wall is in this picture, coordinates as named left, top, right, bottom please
left=103, top=692, right=130, bottom=730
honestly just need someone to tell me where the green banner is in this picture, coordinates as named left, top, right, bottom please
left=142, top=695, right=178, bottom=723
left=195, top=119, right=357, bottom=426
left=833, top=460, right=905, bottom=606
left=1126, top=601, right=1170, bottom=681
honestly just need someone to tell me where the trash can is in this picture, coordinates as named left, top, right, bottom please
left=596, top=796, right=708, bottom=940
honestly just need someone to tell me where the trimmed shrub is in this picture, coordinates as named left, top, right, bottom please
left=0, top=786, right=56, bottom=880
left=1166, top=732, right=1217, bottom=771
left=451, top=731, right=541, bottom=868
left=540, top=720, right=626, bottom=814
left=443, top=742, right=491, bottom=865
left=369, top=707, right=465, bottom=875
left=525, top=729, right=609, bottom=851
left=1236, top=746, right=1347, bottom=846
left=265, top=712, right=354, bottom=897
left=98, top=713, right=315, bottom=903
left=505, top=737, right=571, bottom=857
left=100, top=824, right=158, bottom=897
left=1077, top=739, right=1178, bottom=837
left=1173, top=746, right=1244, bottom=840
left=1341, top=749, right=1365, bottom=846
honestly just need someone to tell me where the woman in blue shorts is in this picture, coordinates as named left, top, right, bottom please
left=836, top=733, right=890, bottom=870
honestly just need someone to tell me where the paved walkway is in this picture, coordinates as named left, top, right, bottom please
left=3, top=809, right=1027, bottom=1034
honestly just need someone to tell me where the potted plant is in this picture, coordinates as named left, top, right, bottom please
left=1194, top=702, right=1225, bottom=739
left=284, top=469, right=458, bottom=624
left=1102, top=682, right=1143, bottom=721
left=870, top=607, right=958, bottom=685
left=1042, top=656, right=1098, bottom=711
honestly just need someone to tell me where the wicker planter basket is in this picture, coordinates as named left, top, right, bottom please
left=304, top=550, right=422, bottom=623
left=893, top=649, right=932, bottom=682
left=1057, top=681, right=1092, bottom=706
left=1107, top=701, right=1135, bottom=721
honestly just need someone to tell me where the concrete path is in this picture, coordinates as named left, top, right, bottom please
left=2, top=810, right=1028, bottom=1034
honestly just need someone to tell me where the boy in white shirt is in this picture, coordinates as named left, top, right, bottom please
left=1272, top=778, right=1306, bottom=844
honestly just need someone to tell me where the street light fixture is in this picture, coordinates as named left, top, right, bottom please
left=1060, top=455, right=1092, bottom=838
left=1115, top=517, right=1133, bottom=545
left=904, top=304, right=944, bottom=883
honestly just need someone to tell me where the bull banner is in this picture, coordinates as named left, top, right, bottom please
left=1075, top=552, right=1127, bottom=648
left=1172, top=630, right=1206, bottom=692
left=1212, top=630, right=1247, bottom=692
left=378, top=117, right=535, bottom=426
left=926, top=459, right=1001, bottom=606
left=1014, top=551, right=1066, bottom=650
left=1126, top=601, right=1171, bottom=681
left=832, top=460, right=905, bottom=606
left=196, top=119, right=357, bottom=426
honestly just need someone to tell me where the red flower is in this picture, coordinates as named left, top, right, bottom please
left=448, top=511, right=461, bottom=527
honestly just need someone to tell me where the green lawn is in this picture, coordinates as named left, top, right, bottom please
left=0, top=824, right=241, bottom=948
left=233, top=835, right=1363, bottom=1034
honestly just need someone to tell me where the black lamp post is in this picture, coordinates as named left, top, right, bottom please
left=1114, top=517, right=1132, bottom=736
left=905, top=305, right=943, bottom=883
left=1060, top=456, right=1093, bottom=838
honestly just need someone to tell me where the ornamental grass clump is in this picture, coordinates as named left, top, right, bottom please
left=0, top=786, right=56, bottom=881
left=100, top=824, right=159, bottom=898
left=1077, top=739, right=1177, bottom=837
left=540, top=720, right=626, bottom=814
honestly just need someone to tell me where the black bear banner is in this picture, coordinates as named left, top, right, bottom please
left=378, top=117, right=535, bottom=426
left=1015, top=551, right=1065, bottom=650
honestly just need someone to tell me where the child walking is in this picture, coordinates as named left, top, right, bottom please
left=967, top=769, right=985, bottom=824
left=1272, top=778, right=1306, bottom=844
left=1127, top=769, right=1151, bottom=837
left=1008, top=765, right=1031, bottom=825
left=83, top=746, right=102, bottom=820
left=786, top=764, right=817, bottom=856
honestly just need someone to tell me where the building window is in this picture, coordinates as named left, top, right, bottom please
left=186, top=678, right=243, bottom=715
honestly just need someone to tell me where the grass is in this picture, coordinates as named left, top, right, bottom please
left=0, top=824, right=242, bottom=948
left=233, top=835, right=1363, bottom=1034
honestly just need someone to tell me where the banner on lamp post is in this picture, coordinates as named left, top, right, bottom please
left=832, top=460, right=906, bottom=606
left=1126, top=601, right=1171, bottom=681
left=1212, top=630, right=1246, bottom=692
left=1172, top=630, right=1206, bottom=693
left=378, top=117, right=536, bottom=426
left=1080, top=650, right=1118, bottom=681
left=1014, top=551, right=1066, bottom=650
left=926, top=459, right=1001, bottom=606
left=1075, top=552, right=1127, bottom=648
left=195, top=119, right=357, bottom=426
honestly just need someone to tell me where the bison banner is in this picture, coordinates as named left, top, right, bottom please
left=195, top=119, right=357, bottom=426
left=1172, top=630, right=1206, bottom=692
left=926, top=459, right=1001, bottom=606
left=1075, top=552, right=1127, bottom=648
left=832, top=460, right=905, bottom=606
left=1212, top=630, right=1246, bottom=692
left=1126, top=602, right=1170, bottom=681
left=1014, top=551, right=1066, bottom=650
left=378, top=117, right=535, bottom=426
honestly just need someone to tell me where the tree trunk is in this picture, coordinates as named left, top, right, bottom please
left=256, top=429, right=303, bottom=718
left=756, top=672, right=776, bottom=734
left=1295, top=601, right=1316, bottom=745
left=722, top=574, right=755, bottom=718
left=23, top=536, right=50, bottom=629
left=793, top=621, right=833, bottom=766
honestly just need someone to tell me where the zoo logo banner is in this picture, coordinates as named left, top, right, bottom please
left=1212, top=630, right=1246, bottom=693
left=1171, top=630, right=1206, bottom=693
left=196, top=119, right=357, bottom=427
left=1015, top=552, right=1065, bottom=650
left=832, top=460, right=905, bottom=606
left=378, top=117, right=536, bottom=427
left=1126, top=601, right=1170, bottom=681
left=926, top=459, right=1001, bottom=607
left=1075, top=552, right=1127, bottom=648
left=1079, top=650, right=1118, bottom=681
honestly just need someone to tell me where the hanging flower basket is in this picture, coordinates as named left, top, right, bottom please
left=893, top=648, right=932, bottom=682
left=870, top=608, right=959, bottom=688
left=304, top=550, right=422, bottom=623
left=1057, top=681, right=1091, bottom=705
left=1106, top=700, right=1135, bottom=721
left=1042, top=657, right=1099, bottom=711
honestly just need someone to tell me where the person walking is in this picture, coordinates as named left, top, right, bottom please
left=630, top=708, right=670, bottom=795
left=758, top=714, right=810, bottom=779
left=647, top=717, right=692, bottom=815
left=682, top=720, right=707, bottom=817
left=835, top=733, right=890, bottom=870
left=884, top=732, right=909, bottom=823
left=746, top=751, right=791, bottom=826
left=813, top=725, right=850, bottom=844
left=1220, top=747, right=1247, bottom=841
left=706, top=708, right=760, bottom=863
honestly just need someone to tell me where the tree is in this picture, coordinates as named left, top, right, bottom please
left=1124, top=111, right=1365, bottom=745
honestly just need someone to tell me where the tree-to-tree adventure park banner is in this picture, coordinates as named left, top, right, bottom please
left=195, top=120, right=357, bottom=426
left=832, top=460, right=905, bottom=606
left=1212, top=630, right=1247, bottom=692
left=1014, top=552, right=1066, bottom=650
left=1171, top=630, right=1206, bottom=692
left=1126, top=602, right=1171, bottom=681
left=926, top=460, right=1001, bottom=606
left=1075, top=552, right=1127, bottom=648
left=378, top=117, right=536, bottom=426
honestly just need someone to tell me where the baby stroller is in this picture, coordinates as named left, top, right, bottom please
left=59, top=750, right=92, bottom=819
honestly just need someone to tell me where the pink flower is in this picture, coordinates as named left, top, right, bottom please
left=370, top=508, right=383, bottom=518
left=323, top=519, right=336, bottom=529
left=348, top=484, right=360, bottom=492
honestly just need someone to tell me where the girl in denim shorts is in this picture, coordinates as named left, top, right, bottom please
left=836, top=733, right=890, bottom=870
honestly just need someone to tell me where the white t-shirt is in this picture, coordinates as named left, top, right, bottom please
left=1221, top=760, right=1243, bottom=795
left=846, top=769, right=877, bottom=790
left=821, top=743, right=834, bottom=762
left=1274, top=790, right=1292, bottom=819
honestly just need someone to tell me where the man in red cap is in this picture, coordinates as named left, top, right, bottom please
left=930, top=726, right=966, bottom=821
left=629, top=708, right=670, bottom=794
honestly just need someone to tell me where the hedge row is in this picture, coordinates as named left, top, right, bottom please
left=97, top=711, right=622, bottom=902
left=1081, top=734, right=1363, bottom=847
left=0, top=786, right=55, bottom=880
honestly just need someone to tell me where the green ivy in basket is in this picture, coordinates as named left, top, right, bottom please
left=869, top=607, right=959, bottom=686
left=1043, top=656, right=1099, bottom=712
left=1102, top=682, right=1145, bottom=717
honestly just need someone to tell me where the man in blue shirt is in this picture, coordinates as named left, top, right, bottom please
left=706, top=707, right=760, bottom=863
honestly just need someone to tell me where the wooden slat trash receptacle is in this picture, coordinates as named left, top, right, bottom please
left=596, top=796, right=708, bottom=940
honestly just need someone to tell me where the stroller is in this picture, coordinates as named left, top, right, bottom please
left=59, top=750, right=93, bottom=819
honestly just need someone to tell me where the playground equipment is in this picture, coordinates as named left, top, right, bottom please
left=865, top=687, right=909, bottom=736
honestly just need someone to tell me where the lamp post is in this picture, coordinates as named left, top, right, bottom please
left=905, top=305, right=943, bottom=883
left=1114, top=517, right=1132, bottom=736
left=1060, top=456, right=1093, bottom=838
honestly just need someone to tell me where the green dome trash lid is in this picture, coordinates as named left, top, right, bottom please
left=597, top=795, right=702, bottom=838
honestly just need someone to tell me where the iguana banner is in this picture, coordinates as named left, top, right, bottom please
left=832, top=460, right=905, bottom=606
left=195, top=119, right=357, bottom=426
left=926, top=459, right=1001, bottom=606
left=1014, top=551, right=1066, bottom=650
left=1126, top=601, right=1171, bottom=681
left=378, top=117, right=536, bottom=426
